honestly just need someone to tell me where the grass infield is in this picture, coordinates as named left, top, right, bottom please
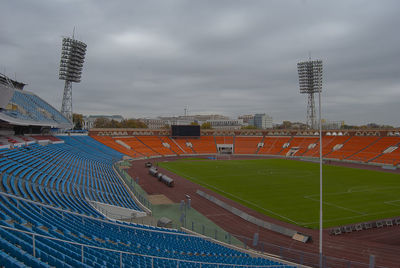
left=159, top=158, right=400, bottom=229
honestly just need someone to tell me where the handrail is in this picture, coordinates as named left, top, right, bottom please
left=0, top=224, right=293, bottom=268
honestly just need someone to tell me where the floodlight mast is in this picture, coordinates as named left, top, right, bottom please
left=298, top=59, right=324, bottom=267
left=297, top=60, right=323, bottom=129
left=59, top=35, right=87, bottom=122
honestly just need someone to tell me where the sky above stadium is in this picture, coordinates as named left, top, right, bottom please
left=1, top=0, right=400, bottom=126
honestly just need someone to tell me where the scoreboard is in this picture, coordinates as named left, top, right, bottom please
left=171, top=125, right=200, bottom=137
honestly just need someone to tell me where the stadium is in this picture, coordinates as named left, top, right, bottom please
left=1, top=1, right=400, bottom=266
left=1, top=67, right=400, bottom=268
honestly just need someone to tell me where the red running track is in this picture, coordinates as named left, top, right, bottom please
left=127, top=155, right=400, bottom=267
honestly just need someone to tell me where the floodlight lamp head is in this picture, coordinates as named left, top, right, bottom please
left=59, top=37, right=87, bottom=83
left=297, top=60, right=323, bottom=94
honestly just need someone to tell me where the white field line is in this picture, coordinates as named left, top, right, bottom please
left=303, top=195, right=366, bottom=215
left=301, top=186, right=400, bottom=225
left=384, top=200, right=400, bottom=207
left=300, top=209, right=400, bottom=225
left=163, top=166, right=302, bottom=226
left=163, top=164, right=400, bottom=228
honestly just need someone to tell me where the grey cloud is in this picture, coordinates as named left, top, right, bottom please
left=1, top=0, right=399, bottom=126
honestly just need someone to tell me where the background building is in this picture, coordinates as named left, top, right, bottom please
left=83, top=115, right=123, bottom=129
left=206, top=119, right=243, bottom=130
left=253, top=114, right=273, bottom=129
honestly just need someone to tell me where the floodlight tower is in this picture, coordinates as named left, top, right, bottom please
left=297, top=59, right=323, bottom=129
left=59, top=34, right=87, bottom=122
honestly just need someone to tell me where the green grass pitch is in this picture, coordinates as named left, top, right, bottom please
left=159, top=158, right=400, bottom=229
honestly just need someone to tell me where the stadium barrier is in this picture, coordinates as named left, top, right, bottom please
left=87, top=200, right=147, bottom=220
left=0, top=224, right=296, bottom=268
left=113, top=162, right=152, bottom=213
left=329, top=217, right=400, bottom=236
left=231, top=234, right=380, bottom=268
left=196, top=190, right=311, bottom=242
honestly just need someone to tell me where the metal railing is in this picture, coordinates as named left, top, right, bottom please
left=0, top=224, right=295, bottom=268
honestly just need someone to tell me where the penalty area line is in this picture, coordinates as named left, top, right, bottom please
left=303, top=195, right=366, bottom=215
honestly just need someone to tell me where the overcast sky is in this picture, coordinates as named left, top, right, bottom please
left=1, top=0, right=399, bottom=126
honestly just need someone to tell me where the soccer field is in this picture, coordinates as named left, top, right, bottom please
left=159, top=158, right=400, bottom=229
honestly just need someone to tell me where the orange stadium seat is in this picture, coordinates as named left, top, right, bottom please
left=279, top=137, right=320, bottom=156
left=159, top=136, right=187, bottom=155
left=135, top=136, right=175, bottom=156
left=92, top=134, right=400, bottom=165
left=91, top=136, right=140, bottom=158
left=258, top=136, right=292, bottom=155
left=324, top=136, right=380, bottom=160
left=171, top=138, right=196, bottom=154
left=214, top=136, right=234, bottom=145
left=347, top=136, right=400, bottom=162
left=186, top=136, right=217, bottom=154
left=234, top=136, right=263, bottom=154
left=301, top=136, right=341, bottom=157
left=118, top=137, right=159, bottom=157
left=370, top=137, right=400, bottom=165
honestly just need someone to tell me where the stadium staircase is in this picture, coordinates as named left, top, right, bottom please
left=255, top=136, right=265, bottom=154
left=174, top=138, right=196, bottom=154
left=213, top=135, right=218, bottom=153
left=90, top=136, right=139, bottom=158
left=181, top=139, right=197, bottom=154
left=158, top=136, right=179, bottom=155
left=345, top=136, right=382, bottom=162
left=345, top=137, right=382, bottom=162
left=371, top=141, right=400, bottom=165
left=168, top=138, right=188, bottom=154
left=359, top=138, right=400, bottom=163
left=322, top=136, right=353, bottom=158
left=233, top=135, right=236, bottom=154
left=134, top=136, right=164, bottom=156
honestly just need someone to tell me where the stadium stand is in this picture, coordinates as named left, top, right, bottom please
left=347, top=136, right=398, bottom=162
left=0, top=88, right=72, bottom=128
left=91, top=136, right=140, bottom=158
left=159, top=136, right=186, bottom=155
left=0, top=194, right=294, bottom=267
left=0, top=136, right=139, bottom=213
left=234, top=137, right=262, bottom=154
left=31, top=135, right=63, bottom=142
left=324, top=136, right=380, bottom=160
left=135, top=136, right=175, bottom=156
left=91, top=134, right=400, bottom=166
left=186, top=136, right=217, bottom=154
left=0, top=135, right=296, bottom=267
left=214, top=136, right=234, bottom=145
left=279, top=137, right=319, bottom=156
left=257, top=136, right=292, bottom=155
left=118, top=137, right=160, bottom=157
left=372, top=141, right=400, bottom=165
left=171, top=138, right=196, bottom=154
left=301, top=136, right=338, bottom=157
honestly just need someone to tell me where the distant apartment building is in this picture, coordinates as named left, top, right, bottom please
left=238, top=114, right=254, bottom=125
left=138, top=118, right=166, bottom=129
left=253, top=114, right=273, bottom=129
left=321, top=119, right=345, bottom=130
left=83, top=115, right=123, bottom=129
left=206, top=119, right=244, bottom=130
left=238, top=113, right=273, bottom=129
